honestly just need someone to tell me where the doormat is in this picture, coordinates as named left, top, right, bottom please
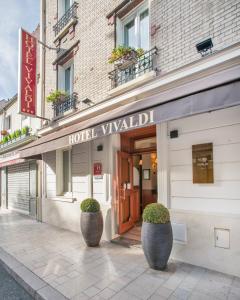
left=111, top=236, right=142, bottom=248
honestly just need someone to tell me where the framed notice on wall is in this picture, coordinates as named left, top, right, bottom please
left=192, top=143, right=214, bottom=184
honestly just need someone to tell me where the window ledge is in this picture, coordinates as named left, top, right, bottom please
left=53, top=108, right=77, bottom=121
left=53, top=18, right=78, bottom=43
left=108, top=70, right=157, bottom=97
left=49, top=196, right=76, bottom=203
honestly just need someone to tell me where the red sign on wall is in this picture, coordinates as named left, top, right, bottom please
left=93, top=163, right=102, bottom=176
left=18, top=28, right=37, bottom=116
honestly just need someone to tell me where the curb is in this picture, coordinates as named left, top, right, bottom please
left=0, top=247, right=68, bottom=300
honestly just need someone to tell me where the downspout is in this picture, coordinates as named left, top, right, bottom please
left=40, top=0, right=46, bottom=123
left=37, top=0, right=46, bottom=222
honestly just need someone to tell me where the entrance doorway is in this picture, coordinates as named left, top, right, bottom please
left=116, top=125, right=157, bottom=243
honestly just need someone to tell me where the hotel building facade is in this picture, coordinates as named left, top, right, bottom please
left=17, top=0, right=240, bottom=276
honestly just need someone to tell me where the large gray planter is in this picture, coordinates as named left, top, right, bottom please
left=141, top=222, right=173, bottom=270
left=80, top=211, right=103, bottom=247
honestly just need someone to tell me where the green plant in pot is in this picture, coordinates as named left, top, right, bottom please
left=141, top=203, right=173, bottom=270
left=46, top=90, right=67, bottom=104
left=21, top=126, right=30, bottom=136
left=108, top=45, right=144, bottom=67
left=2, top=135, right=9, bottom=144
left=80, top=198, right=103, bottom=247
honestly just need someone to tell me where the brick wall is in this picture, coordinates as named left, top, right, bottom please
left=43, top=0, right=240, bottom=119
left=151, top=0, right=240, bottom=72
left=44, top=0, right=122, bottom=120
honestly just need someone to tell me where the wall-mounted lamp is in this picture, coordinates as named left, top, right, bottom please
left=97, top=144, right=103, bottom=151
left=196, top=38, right=213, bottom=57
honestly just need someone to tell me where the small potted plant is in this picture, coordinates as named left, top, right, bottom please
left=1, top=129, right=8, bottom=136
left=2, top=135, right=9, bottom=146
left=21, top=126, right=30, bottom=137
left=108, top=46, right=144, bottom=70
left=10, top=131, right=16, bottom=141
left=15, top=129, right=22, bottom=140
left=141, top=203, right=173, bottom=270
left=46, top=90, right=67, bottom=104
left=80, top=198, right=103, bottom=247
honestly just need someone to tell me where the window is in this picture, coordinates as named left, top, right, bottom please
left=58, top=61, right=74, bottom=95
left=117, top=4, right=149, bottom=50
left=4, top=115, right=11, bottom=130
left=65, top=0, right=71, bottom=12
left=56, top=149, right=72, bottom=196
left=58, top=0, right=73, bottom=18
left=63, top=150, right=71, bottom=193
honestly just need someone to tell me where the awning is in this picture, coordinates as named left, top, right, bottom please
left=19, top=81, right=240, bottom=158
left=0, top=158, right=26, bottom=168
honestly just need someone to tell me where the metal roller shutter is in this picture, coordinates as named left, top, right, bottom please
left=7, top=162, right=30, bottom=213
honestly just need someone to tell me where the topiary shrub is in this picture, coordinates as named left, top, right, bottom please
left=80, top=198, right=100, bottom=213
left=143, top=203, right=170, bottom=224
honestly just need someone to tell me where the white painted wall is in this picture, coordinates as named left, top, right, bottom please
left=158, top=105, right=240, bottom=276
left=169, top=105, right=240, bottom=214
left=42, top=134, right=121, bottom=239
left=0, top=99, right=41, bottom=138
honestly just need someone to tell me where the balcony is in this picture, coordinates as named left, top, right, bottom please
left=53, top=2, right=78, bottom=38
left=0, top=129, right=37, bottom=154
left=52, top=93, right=77, bottom=118
left=108, top=47, right=158, bottom=90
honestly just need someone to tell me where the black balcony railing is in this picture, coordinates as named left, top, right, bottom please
left=52, top=93, right=77, bottom=118
left=108, top=47, right=158, bottom=89
left=53, top=2, right=78, bottom=37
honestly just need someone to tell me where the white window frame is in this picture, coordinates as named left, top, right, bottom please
left=58, top=0, right=74, bottom=19
left=4, top=115, right=11, bottom=131
left=56, top=148, right=72, bottom=196
left=57, top=59, right=74, bottom=95
left=116, top=2, right=150, bottom=50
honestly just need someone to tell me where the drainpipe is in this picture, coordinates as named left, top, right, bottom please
left=37, top=0, right=46, bottom=222
left=40, top=0, right=46, bottom=124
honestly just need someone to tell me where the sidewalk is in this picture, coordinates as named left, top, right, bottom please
left=0, top=210, right=239, bottom=300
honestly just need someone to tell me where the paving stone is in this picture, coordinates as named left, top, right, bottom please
left=155, top=286, right=173, bottom=298
left=162, top=274, right=183, bottom=290
left=71, top=293, right=90, bottom=300
left=228, top=293, right=240, bottom=300
left=96, top=287, right=116, bottom=299
left=111, top=290, right=140, bottom=300
left=83, top=286, right=101, bottom=297
left=189, top=291, right=219, bottom=300
left=229, top=286, right=240, bottom=297
left=36, top=284, right=68, bottom=300
left=0, top=212, right=238, bottom=300
left=172, top=287, right=191, bottom=300
left=232, top=277, right=240, bottom=288
left=68, top=270, right=80, bottom=278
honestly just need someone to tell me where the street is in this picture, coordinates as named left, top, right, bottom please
left=0, top=264, right=33, bottom=300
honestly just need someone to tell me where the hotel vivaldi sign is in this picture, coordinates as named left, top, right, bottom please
left=69, top=110, right=154, bottom=145
left=18, top=28, right=37, bottom=116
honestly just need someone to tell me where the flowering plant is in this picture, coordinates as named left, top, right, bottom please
left=46, top=90, right=67, bottom=103
left=108, top=46, right=144, bottom=64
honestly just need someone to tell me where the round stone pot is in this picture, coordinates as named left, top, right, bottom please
left=141, top=222, right=173, bottom=270
left=80, top=211, right=103, bottom=247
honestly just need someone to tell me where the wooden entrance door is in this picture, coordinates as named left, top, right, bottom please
left=117, top=151, right=139, bottom=234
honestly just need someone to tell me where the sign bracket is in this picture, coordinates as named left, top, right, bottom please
left=37, top=40, right=58, bottom=51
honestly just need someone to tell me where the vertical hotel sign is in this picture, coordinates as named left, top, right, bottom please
left=18, top=28, right=37, bottom=116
